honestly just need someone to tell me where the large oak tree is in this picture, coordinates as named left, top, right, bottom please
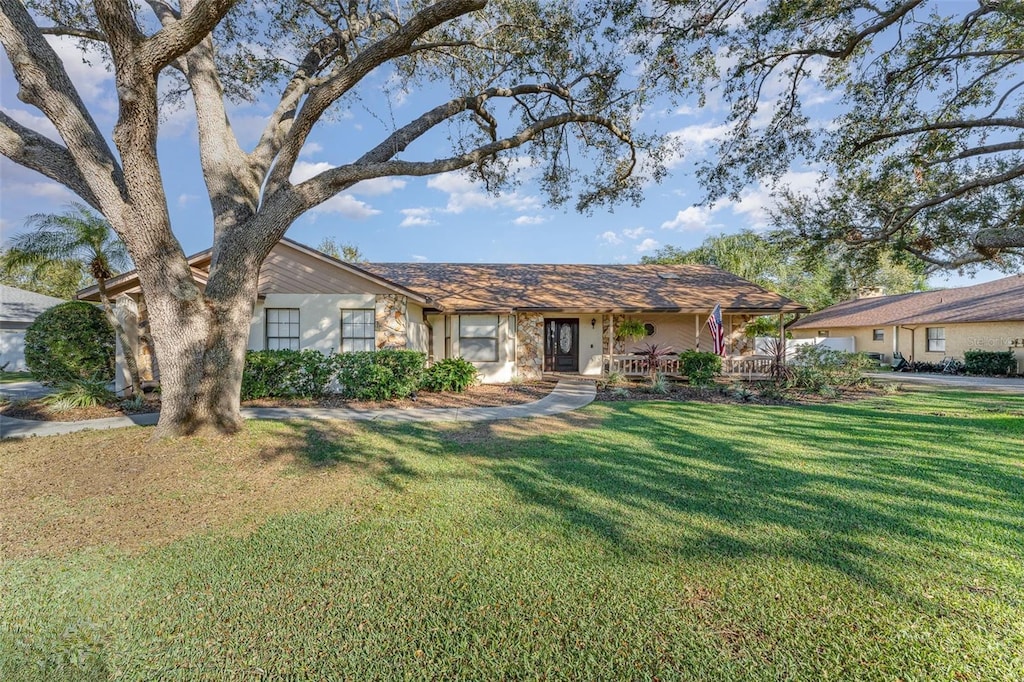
left=629, top=0, right=1024, bottom=272
left=0, top=0, right=677, bottom=437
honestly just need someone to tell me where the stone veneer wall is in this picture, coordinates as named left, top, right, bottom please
left=375, top=294, right=408, bottom=349
left=602, top=314, right=627, bottom=355
left=515, top=312, right=544, bottom=379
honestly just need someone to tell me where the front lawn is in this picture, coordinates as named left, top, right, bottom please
left=1, top=388, right=1021, bottom=679
left=0, top=370, right=33, bottom=384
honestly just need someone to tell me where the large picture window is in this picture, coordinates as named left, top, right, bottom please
left=460, top=315, right=499, bottom=362
left=926, top=327, right=945, bottom=352
left=341, top=309, right=375, bottom=352
left=266, top=308, right=300, bottom=350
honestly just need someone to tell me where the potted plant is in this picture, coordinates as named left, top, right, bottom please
left=615, top=318, right=648, bottom=342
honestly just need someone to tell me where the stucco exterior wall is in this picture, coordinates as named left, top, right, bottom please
left=247, top=293, right=378, bottom=352
left=792, top=321, right=1024, bottom=371
left=405, top=302, right=428, bottom=353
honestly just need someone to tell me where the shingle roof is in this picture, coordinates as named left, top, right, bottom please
left=0, top=285, right=67, bottom=323
left=359, top=262, right=806, bottom=313
left=790, top=274, right=1024, bottom=329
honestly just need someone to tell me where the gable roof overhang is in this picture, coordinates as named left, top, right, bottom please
left=77, top=239, right=433, bottom=306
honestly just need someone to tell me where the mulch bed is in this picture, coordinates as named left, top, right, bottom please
left=595, top=378, right=885, bottom=405
left=1, top=382, right=555, bottom=423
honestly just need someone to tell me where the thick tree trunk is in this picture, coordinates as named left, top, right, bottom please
left=141, top=262, right=260, bottom=439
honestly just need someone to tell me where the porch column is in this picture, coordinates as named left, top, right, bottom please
left=606, top=314, right=614, bottom=373
left=695, top=314, right=700, bottom=351
left=778, top=313, right=785, bottom=364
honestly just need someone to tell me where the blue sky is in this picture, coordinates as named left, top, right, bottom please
left=0, top=25, right=1005, bottom=290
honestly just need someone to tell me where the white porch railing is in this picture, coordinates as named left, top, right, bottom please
left=606, top=353, right=775, bottom=377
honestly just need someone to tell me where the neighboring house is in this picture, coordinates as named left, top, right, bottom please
left=0, top=285, right=67, bottom=371
left=789, top=274, right=1024, bottom=371
left=79, top=238, right=806, bottom=390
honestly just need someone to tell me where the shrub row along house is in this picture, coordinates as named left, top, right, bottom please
left=79, top=238, right=806, bottom=391
left=789, top=274, right=1024, bottom=372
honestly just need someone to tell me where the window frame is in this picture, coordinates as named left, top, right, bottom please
left=265, top=308, right=300, bottom=350
left=872, top=328, right=885, bottom=342
left=926, top=327, right=946, bottom=353
left=459, top=314, right=499, bottom=363
left=340, top=308, right=376, bottom=353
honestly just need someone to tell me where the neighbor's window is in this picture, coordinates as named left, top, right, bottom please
left=817, top=330, right=830, bottom=338
left=341, top=309, right=375, bottom=352
left=266, top=308, right=300, bottom=350
left=460, top=315, right=499, bottom=362
left=926, top=327, right=945, bottom=352
left=873, top=329, right=884, bottom=342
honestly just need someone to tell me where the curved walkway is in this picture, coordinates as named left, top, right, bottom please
left=0, top=380, right=597, bottom=440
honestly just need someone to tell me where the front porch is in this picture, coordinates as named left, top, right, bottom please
left=605, top=353, right=775, bottom=378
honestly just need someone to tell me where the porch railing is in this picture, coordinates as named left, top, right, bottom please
left=606, top=354, right=774, bottom=377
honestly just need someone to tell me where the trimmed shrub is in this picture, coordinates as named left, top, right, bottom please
left=241, top=349, right=336, bottom=400
left=335, top=350, right=427, bottom=400
left=790, top=345, right=873, bottom=390
left=678, top=350, right=722, bottom=387
left=420, top=357, right=478, bottom=393
left=25, top=301, right=114, bottom=386
left=964, top=350, right=1015, bottom=376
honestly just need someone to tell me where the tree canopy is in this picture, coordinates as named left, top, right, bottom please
left=636, top=0, right=1024, bottom=273
left=641, top=231, right=927, bottom=311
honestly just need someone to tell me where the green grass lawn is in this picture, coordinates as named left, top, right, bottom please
left=0, top=370, right=33, bottom=384
left=2, top=388, right=1022, bottom=680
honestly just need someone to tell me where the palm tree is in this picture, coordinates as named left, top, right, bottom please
left=3, top=204, right=143, bottom=394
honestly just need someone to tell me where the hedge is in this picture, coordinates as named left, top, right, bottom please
left=335, top=350, right=426, bottom=400
left=964, top=350, right=1016, bottom=376
left=241, top=349, right=337, bottom=400
left=420, top=357, right=478, bottom=393
left=24, top=301, right=114, bottom=386
left=678, top=350, right=722, bottom=387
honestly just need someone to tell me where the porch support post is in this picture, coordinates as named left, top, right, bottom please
left=695, top=314, right=700, bottom=351
left=606, top=314, right=614, bottom=373
left=778, top=313, right=785, bottom=364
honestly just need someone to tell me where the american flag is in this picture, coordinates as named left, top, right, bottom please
left=706, top=304, right=726, bottom=356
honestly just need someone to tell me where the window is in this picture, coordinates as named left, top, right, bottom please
left=817, top=330, right=830, bottom=338
left=643, top=322, right=656, bottom=337
left=266, top=308, right=300, bottom=350
left=873, top=329, right=884, bottom=342
left=460, top=315, right=499, bottom=362
left=341, top=309, right=375, bottom=352
left=926, top=327, right=945, bottom=352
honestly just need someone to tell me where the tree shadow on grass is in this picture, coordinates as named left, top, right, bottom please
left=255, top=419, right=421, bottom=491
left=382, top=394, right=1023, bottom=598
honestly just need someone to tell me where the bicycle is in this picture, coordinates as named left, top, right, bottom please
left=940, top=356, right=964, bottom=375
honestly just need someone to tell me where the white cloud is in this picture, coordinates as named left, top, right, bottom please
left=177, top=193, right=199, bottom=207
left=351, top=177, right=406, bottom=196
left=622, top=226, right=649, bottom=239
left=1, top=106, right=60, bottom=142
left=312, top=194, right=380, bottom=219
left=17, top=182, right=78, bottom=203
left=399, top=207, right=437, bottom=228
left=512, top=215, right=546, bottom=226
left=290, top=161, right=331, bottom=184
left=728, top=170, right=823, bottom=229
left=661, top=205, right=717, bottom=232
left=635, top=238, right=660, bottom=253
left=598, top=231, right=622, bottom=245
left=46, top=37, right=111, bottom=102
left=411, top=254, right=429, bottom=262
left=426, top=172, right=540, bottom=214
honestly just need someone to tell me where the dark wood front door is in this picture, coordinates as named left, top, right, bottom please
left=544, top=319, right=579, bottom=372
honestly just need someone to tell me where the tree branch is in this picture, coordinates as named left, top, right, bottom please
left=264, top=0, right=487, bottom=195
left=139, top=0, right=237, bottom=73
left=0, top=111, right=101, bottom=209
left=38, top=25, right=108, bottom=42
left=0, top=0, right=126, bottom=210
left=853, top=118, right=1024, bottom=153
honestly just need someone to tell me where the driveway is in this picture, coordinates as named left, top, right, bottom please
left=0, top=380, right=54, bottom=401
left=866, top=372, right=1024, bottom=394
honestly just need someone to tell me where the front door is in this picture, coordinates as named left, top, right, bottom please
left=544, top=319, right=579, bottom=372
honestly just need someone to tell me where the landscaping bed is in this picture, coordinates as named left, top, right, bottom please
left=595, top=377, right=886, bottom=405
left=0, top=382, right=555, bottom=422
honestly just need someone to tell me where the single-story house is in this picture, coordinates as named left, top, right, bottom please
left=789, top=274, right=1024, bottom=371
left=79, top=238, right=807, bottom=390
left=0, top=285, right=67, bottom=372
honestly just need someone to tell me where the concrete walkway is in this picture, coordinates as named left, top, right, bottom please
left=866, top=372, right=1024, bottom=394
left=0, top=380, right=597, bottom=439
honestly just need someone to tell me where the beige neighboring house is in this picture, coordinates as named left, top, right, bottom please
left=79, top=238, right=806, bottom=390
left=789, top=274, right=1024, bottom=372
